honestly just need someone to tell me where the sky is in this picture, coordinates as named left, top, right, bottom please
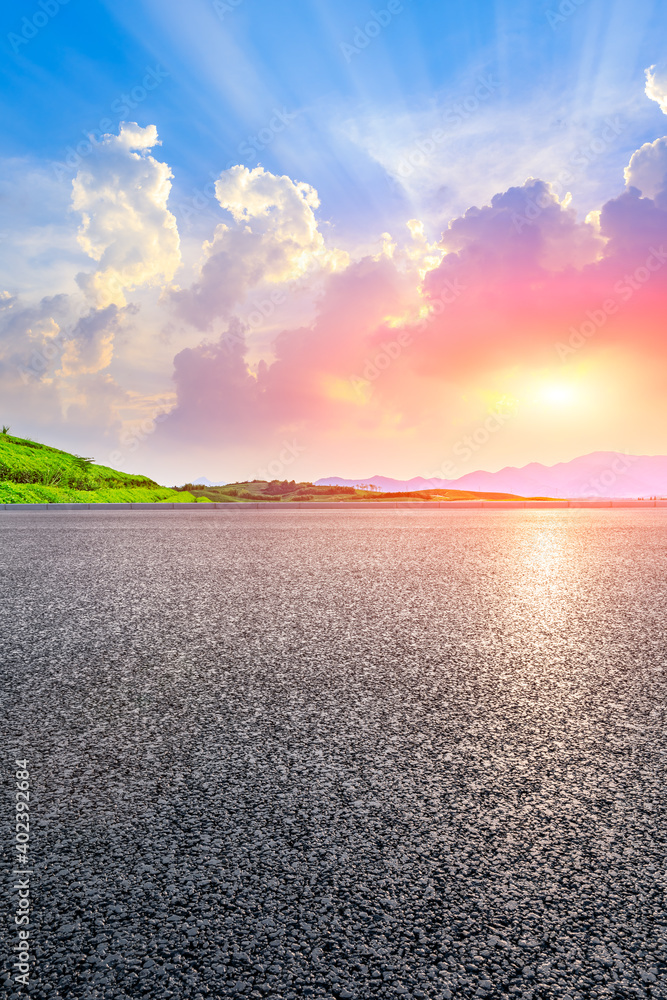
left=2, top=0, right=667, bottom=484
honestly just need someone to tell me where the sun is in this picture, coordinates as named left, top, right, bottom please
left=538, top=382, right=576, bottom=406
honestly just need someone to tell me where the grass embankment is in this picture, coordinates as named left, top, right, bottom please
left=179, top=479, right=547, bottom=503
left=0, top=431, right=203, bottom=504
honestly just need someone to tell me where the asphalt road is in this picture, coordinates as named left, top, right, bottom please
left=1, top=509, right=666, bottom=1000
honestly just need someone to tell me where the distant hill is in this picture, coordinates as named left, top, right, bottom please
left=316, top=452, right=667, bottom=499
left=0, top=430, right=202, bottom=504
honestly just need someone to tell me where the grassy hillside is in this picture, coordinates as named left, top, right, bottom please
left=0, top=431, right=159, bottom=489
left=0, top=482, right=205, bottom=504
left=0, top=430, right=202, bottom=504
left=179, top=479, right=549, bottom=503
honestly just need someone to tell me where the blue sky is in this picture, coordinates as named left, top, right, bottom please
left=3, top=0, right=667, bottom=241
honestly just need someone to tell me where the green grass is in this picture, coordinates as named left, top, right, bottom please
left=0, top=483, right=202, bottom=505
left=0, top=432, right=158, bottom=489
left=0, top=431, right=201, bottom=504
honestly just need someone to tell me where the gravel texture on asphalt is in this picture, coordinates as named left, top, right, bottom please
left=1, top=508, right=666, bottom=1000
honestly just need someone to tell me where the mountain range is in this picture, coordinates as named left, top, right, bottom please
left=315, top=452, right=667, bottom=499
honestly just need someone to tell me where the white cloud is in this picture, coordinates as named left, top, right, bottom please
left=624, top=136, right=667, bottom=199
left=172, top=166, right=348, bottom=330
left=72, top=123, right=181, bottom=308
left=57, top=305, right=130, bottom=378
left=645, top=64, right=667, bottom=115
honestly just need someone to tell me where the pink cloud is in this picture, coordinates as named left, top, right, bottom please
left=158, top=171, right=667, bottom=459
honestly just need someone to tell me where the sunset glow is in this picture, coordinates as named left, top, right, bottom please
left=538, top=383, right=577, bottom=408
left=2, top=2, right=667, bottom=485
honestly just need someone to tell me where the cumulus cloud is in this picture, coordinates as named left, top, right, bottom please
left=645, top=64, right=667, bottom=115
left=0, top=293, right=71, bottom=383
left=157, top=163, right=667, bottom=464
left=413, top=175, right=667, bottom=378
left=0, top=291, right=136, bottom=386
left=57, top=305, right=133, bottom=377
left=171, top=166, right=347, bottom=330
left=155, top=318, right=264, bottom=447
left=72, top=123, right=181, bottom=308
left=438, top=179, right=603, bottom=272
left=624, top=136, right=667, bottom=202
left=8, top=102, right=667, bottom=478
left=158, top=252, right=420, bottom=451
